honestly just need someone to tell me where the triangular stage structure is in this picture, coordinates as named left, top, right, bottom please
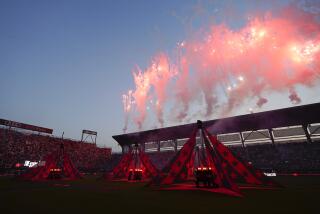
left=155, top=120, right=280, bottom=196
left=20, top=143, right=81, bottom=181
left=110, top=144, right=159, bottom=181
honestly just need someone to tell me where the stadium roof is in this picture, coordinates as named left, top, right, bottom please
left=113, top=102, right=320, bottom=147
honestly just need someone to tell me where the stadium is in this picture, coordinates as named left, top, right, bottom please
left=1, top=1, right=320, bottom=214
left=1, top=103, right=320, bottom=213
left=113, top=102, right=320, bottom=174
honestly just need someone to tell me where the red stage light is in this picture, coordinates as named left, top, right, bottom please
left=50, top=168, right=61, bottom=172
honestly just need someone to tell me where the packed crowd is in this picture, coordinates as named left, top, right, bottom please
left=104, top=153, right=122, bottom=171
left=241, top=142, right=320, bottom=173
left=148, top=151, right=176, bottom=170
left=137, top=141, right=320, bottom=173
left=1, top=127, right=320, bottom=174
left=0, top=128, right=111, bottom=173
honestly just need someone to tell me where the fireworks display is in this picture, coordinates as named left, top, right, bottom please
left=122, top=3, right=320, bottom=131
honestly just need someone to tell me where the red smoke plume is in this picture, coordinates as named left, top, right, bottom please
left=123, top=4, right=320, bottom=130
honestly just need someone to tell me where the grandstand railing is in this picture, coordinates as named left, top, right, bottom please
left=141, top=123, right=320, bottom=153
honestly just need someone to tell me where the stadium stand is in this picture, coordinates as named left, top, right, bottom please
left=0, top=128, right=111, bottom=174
left=104, top=153, right=122, bottom=172
left=1, top=126, right=320, bottom=174
left=1, top=104, right=320, bottom=175
left=139, top=141, right=320, bottom=173
left=112, top=103, right=320, bottom=174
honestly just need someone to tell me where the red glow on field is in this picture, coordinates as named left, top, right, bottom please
left=159, top=184, right=242, bottom=197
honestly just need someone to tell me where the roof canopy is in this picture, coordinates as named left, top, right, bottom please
left=113, top=102, right=320, bottom=147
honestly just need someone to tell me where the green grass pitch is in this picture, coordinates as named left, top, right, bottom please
left=0, top=175, right=319, bottom=214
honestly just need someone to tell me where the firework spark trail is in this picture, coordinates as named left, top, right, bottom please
left=122, top=90, right=133, bottom=133
left=124, top=4, right=320, bottom=129
left=148, top=53, right=177, bottom=127
left=126, top=54, right=177, bottom=130
left=180, top=5, right=320, bottom=117
left=175, top=56, right=192, bottom=121
left=131, top=68, right=151, bottom=130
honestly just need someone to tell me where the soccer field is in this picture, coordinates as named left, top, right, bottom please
left=0, top=175, right=319, bottom=214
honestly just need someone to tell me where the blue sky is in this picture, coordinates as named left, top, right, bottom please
left=0, top=0, right=319, bottom=152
